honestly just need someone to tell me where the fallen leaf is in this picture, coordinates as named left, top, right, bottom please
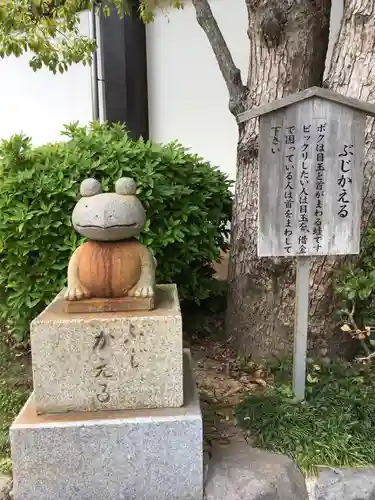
left=223, top=386, right=243, bottom=398
left=341, top=323, right=352, bottom=332
left=255, top=378, right=267, bottom=387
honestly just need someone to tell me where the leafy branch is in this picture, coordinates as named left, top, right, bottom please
left=335, top=229, right=375, bottom=358
left=0, top=0, right=183, bottom=73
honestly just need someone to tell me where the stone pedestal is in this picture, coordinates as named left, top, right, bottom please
left=31, top=284, right=183, bottom=414
left=10, top=350, right=203, bottom=500
left=12, top=281, right=203, bottom=499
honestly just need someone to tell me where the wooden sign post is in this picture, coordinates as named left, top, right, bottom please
left=237, top=87, right=375, bottom=401
left=293, top=256, right=310, bottom=400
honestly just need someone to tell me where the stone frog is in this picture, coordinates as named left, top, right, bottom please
left=64, top=177, right=155, bottom=301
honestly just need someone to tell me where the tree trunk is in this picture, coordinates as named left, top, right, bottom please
left=226, top=0, right=332, bottom=359
left=306, top=0, right=375, bottom=351
left=192, top=0, right=375, bottom=360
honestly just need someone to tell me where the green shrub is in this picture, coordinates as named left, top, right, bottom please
left=334, top=226, right=375, bottom=355
left=0, top=122, right=232, bottom=341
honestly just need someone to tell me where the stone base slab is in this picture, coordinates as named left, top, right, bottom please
left=204, top=442, right=308, bottom=500
left=10, top=349, right=203, bottom=500
left=31, top=284, right=183, bottom=414
left=63, top=295, right=154, bottom=314
left=307, top=467, right=375, bottom=500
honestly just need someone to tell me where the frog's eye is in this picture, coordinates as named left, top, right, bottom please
left=115, top=177, right=136, bottom=195
left=80, top=178, right=101, bottom=197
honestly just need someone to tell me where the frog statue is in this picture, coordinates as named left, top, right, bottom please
left=64, top=177, right=155, bottom=302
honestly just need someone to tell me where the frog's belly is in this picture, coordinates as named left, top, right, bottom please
left=78, top=240, right=142, bottom=298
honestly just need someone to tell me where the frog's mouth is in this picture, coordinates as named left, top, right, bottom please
left=77, top=223, right=137, bottom=229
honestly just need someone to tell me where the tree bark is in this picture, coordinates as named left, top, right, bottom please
left=225, top=0, right=332, bottom=359
left=306, top=0, right=375, bottom=351
left=326, top=0, right=375, bottom=239
left=192, top=0, right=375, bottom=360
left=191, top=0, right=248, bottom=116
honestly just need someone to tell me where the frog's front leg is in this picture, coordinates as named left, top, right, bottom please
left=128, top=246, right=156, bottom=298
left=64, top=246, right=91, bottom=301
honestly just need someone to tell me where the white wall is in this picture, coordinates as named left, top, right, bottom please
left=146, top=0, right=248, bottom=181
left=0, top=1, right=344, bottom=161
left=146, top=0, right=344, bottom=181
left=0, top=11, right=94, bottom=145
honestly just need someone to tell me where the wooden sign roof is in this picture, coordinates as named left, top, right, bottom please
left=237, top=86, right=375, bottom=123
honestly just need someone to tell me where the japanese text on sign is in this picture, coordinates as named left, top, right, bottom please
left=258, top=98, right=364, bottom=257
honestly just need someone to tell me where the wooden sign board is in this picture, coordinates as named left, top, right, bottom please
left=257, top=97, right=365, bottom=257
left=236, top=86, right=375, bottom=401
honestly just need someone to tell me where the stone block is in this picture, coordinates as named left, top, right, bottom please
left=31, top=284, right=183, bottom=414
left=204, top=442, right=308, bottom=500
left=10, top=349, right=203, bottom=500
left=0, top=475, right=11, bottom=500
left=314, top=467, right=375, bottom=500
left=63, top=295, right=154, bottom=314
